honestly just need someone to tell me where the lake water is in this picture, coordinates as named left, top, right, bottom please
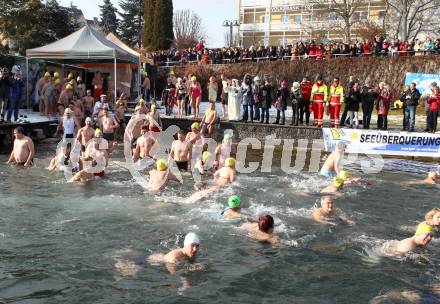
left=1, top=141, right=440, bottom=303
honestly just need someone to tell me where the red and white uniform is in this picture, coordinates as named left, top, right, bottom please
left=310, top=82, right=328, bottom=127
left=329, top=85, right=344, bottom=127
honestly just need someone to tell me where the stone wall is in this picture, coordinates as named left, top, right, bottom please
left=155, top=55, right=440, bottom=99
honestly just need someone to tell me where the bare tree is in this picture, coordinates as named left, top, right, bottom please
left=385, top=0, right=440, bottom=40
left=328, top=0, right=365, bottom=42
left=173, top=9, right=206, bottom=49
left=300, top=0, right=364, bottom=42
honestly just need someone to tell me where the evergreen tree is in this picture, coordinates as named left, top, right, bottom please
left=0, top=0, right=79, bottom=54
left=99, top=0, right=119, bottom=34
left=118, top=0, right=144, bottom=47
left=152, top=0, right=173, bottom=50
left=143, top=0, right=156, bottom=49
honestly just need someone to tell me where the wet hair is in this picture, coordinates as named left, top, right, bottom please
left=141, top=125, right=148, bottom=131
left=177, top=130, right=185, bottom=136
left=425, top=208, right=440, bottom=221
left=258, top=215, right=274, bottom=233
left=14, top=126, right=24, bottom=134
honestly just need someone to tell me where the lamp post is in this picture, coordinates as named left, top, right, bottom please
left=223, top=20, right=240, bottom=47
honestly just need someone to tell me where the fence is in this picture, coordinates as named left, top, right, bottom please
left=155, top=49, right=439, bottom=68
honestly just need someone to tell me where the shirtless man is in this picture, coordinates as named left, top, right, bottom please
left=132, top=125, right=156, bottom=168
left=76, top=76, right=85, bottom=99
left=6, top=126, right=34, bottom=167
left=147, top=159, right=181, bottom=192
left=186, top=122, right=204, bottom=162
left=126, top=106, right=146, bottom=154
left=38, top=72, right=51, bottom=115
left=82, top=90, right=95, bottom=117
left=214, top=133, right=237, bottom=169
left=148, top=232, right=202, bottom=274
left=100, top=107, right=119, bottom=153
left=72, top=95, right=84, bottom=124
left=92, top=71, right=104, bottom=100
left=321, top=177, right=344, bottom=194
left=213, top=157, right=236, bottom=186
left=320, top=141, right=346, bottom=178
left=146, top=104, right=162, bottom=133
left=383, top=223, right=433, bottom=256
left=76, top=117, right=95, bottom=154
left=201, top=102, right=218, bottom=137
left=41, top=77, right=56, bottom=116
left=312, top=196, right=355, bottom=226
left=57, top=84, right=73, bottom=117
left=170, top=130, right=192, bottom=172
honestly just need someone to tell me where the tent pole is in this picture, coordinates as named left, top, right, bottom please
left=114, top=57, right=117, bottom=102
left=26, top=57, right=29, bottom=112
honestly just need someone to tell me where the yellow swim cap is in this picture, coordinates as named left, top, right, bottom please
left=135, top=105, right=142, bottom=112
left=139, top=98, right=145, bottom=104
left=68, top=72, right=74, bottom=79
left=66, top=84, right=73, bottom=90
left=44, top=72, right=50, bottom=77
left=156, top=159, right=168, bottom=171
left=95, top=128, right=102, bottom=137
left=77, top=84, right=82, bottom=89
left=415, top=222, right=433, bottom=235
left=333, top=177, right=344, bottom=187
left=338, top=170, right=349, bottom=181
left=151, top=104, right=157, bottom=110
left=191, top=76, right=197, bottom=82
left=191, top=122, right=200, bottom=130
left=202, top=151, right=210, bottom=161
left=225, top=157, right=236, bottom=168
left=54, top=72, right=60, bottom=78
left=394, top=100, right=403, bottom=109
left=54, top=79, right=61, bottom=85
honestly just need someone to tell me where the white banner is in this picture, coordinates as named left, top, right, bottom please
left=323, top=128, right=440, bottom=157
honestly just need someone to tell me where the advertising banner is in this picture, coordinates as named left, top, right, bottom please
left=323, top=128, right=440, bottom=157
left=405, top=72, right=440, bottom=96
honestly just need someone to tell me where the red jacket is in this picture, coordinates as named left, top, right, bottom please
left=301, top=82, right=313, bottom=102
left=427, top=94, right=439, bottom=111
left=362, top=42, right=371, bottom=54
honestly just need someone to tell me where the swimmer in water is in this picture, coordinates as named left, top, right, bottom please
left=241, top=215, right=280, bottom=245
left=423, top=208, right=440, bottom=230
left=188, top=157, right=237, bottom=202
left=319, top=141, right=345, bottom=178
left=312, top=195, right=355, bottom=226
left=193, top=151, right=214, bottom=176
left=169, top=130, right=192, bottom=172
left=148, top=232, right=204, bottom=273
left=221, top=195, right=252, bottom=220
left=213, top=157, right=236, bottom=186
left=337, top=170, right=371, bottom=186
left=146, top=159, right=181, bottom=192
left=321, top=177, right=344, bottom=194
left=384, top=222, right=433, bottom=256
left=404, top=171, right=439, bottom=186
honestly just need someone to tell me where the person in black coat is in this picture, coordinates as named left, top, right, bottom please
left=0, top=67, right=12, bottom=122
left=360, top=80, right=378, bottom=129
left=346, top=82, right=361, bottom=128
left=260, top=76, right=273, bottom=124
left=273, top=79, right=289, bottom=125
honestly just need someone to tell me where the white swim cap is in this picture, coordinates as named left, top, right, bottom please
left=85, top=117, right=92, bottom=123
left=184, top=232, right=200, bottom=246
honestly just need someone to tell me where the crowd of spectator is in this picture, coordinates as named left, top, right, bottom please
left=144, top=36, right=440, bottom=66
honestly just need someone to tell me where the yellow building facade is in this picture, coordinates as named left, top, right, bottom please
left=237, top=0, right=386, bottom=47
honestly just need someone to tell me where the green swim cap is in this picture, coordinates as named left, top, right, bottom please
left=228, top=195, right=241, bottom=208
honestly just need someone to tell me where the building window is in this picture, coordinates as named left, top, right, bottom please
left=294, top=15, right=301, bottom=24
left=262, top=15, right=270, bottom=23
left=281, top=14, right=289, bottom=23
left=354, top=11, right=368, bottom=20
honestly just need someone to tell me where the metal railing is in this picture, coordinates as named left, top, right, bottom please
left=154, top=49, right=440, bottom=67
